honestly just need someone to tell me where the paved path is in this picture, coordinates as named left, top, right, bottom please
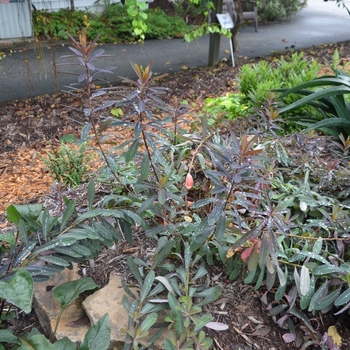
left=0, top=0, right=350, bottom=104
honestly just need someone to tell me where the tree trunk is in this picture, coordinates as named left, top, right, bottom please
left=208, top=0, right=224, bottom=66
left=231, top=0, right=243, bottom=53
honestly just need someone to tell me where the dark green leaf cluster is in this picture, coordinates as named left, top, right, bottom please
left=1, top=181, right=143, bottom=284
left=278, top=65, right=350, bottom=137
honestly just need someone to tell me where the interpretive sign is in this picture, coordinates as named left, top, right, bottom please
left=216, top=13, right=234, bottom=29
left=216, top=13, right=235, bottom=66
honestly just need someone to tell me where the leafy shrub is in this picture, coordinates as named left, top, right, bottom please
left=257, top=0, right=307, bottom=22
left=33, top=9, right=89, bottom=39
left=238, top=52, right=322, bottom=108
left=33, top=4, right=190, bottom=42
left=205, top=52, right=321, bottom=133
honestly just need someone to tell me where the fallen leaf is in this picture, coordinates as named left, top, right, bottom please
left=328, top=326, right=342, bottom=347
left=251, top=326, right=271, bottom=337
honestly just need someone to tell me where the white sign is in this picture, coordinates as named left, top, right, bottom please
left=216, top=13, right=234, bottom=29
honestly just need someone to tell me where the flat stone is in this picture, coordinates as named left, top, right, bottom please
left=33, top=264, right=90, bottom=343
left=82, top=272, right=136, bottom=349
left=83, top=273, right=168, bottom=350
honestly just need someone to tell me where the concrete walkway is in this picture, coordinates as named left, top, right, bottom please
left=0, top=0, right=350, bottom=104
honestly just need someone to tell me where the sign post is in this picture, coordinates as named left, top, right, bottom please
left=216, top=13, right=235, bottom=67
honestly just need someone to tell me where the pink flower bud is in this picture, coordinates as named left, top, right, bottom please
left=185, top=173, right=193, bottom=190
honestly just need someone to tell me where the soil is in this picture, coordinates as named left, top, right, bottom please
left=2, top=37, right=350, bottom=349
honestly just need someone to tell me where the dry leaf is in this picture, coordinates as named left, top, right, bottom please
left=328, top=326, right=342, bottom=347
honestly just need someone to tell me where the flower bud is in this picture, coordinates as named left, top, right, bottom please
left=185, top=172, right=193, bottom=190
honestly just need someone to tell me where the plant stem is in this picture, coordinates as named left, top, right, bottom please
left=141, top=129, right=160, bottom=184
left=51, top=307, right=64, bottom=342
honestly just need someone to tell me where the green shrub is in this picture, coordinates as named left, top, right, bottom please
left=33, top=4, right=191, bottom=42
left=33, top=8, right=88, bottom=39
left=257, top=0, right=307, bottom=22
left=205, top=52, right=321, bottom=133
left=238, top=52, right=321, bottom=106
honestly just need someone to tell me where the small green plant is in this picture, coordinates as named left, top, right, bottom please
left=203, top=92, right=248, bottom=120
left=41, top=141, right=91, bottom=187
left=122, top=241, right=226, bottom=349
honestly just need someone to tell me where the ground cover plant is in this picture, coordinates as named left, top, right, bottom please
left=2, top=32, right=350, bottom=349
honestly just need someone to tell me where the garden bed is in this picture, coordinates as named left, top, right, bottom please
left=2, top=40, right=350, bottom=349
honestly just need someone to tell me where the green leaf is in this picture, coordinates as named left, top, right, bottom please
left=190, top=198, right=216, bottom=209
left=167, top=292, right=179, bottom=313
left=134, top=121, right=143, bottom=139
left=289, top=251, right=329, bottom=265
left=308, top=280, right=328, bottom=312
left=158, top=189, right=166, bottom=205
left=335, top=287, right=350, bottom=307
left=60, top=200, right=76, bottom=232
left=300, top=265, right=310, bottom=296
left=276, top=265, right=287, bottom=287
left=140, top=271, right=155, bottom=304
left=312, top=237, right=323, bottom=255
left=192, top=265, right=208, bottom=282
left=39, top=255, right=70, bottom=267
left=312, top=264, right=345, bottom=276
left=54, top=336, right=77, bottom=350
left=18, top=334, right=57, bottom=349
left=53, top=277, right=98, bottom=309
left=208, top=202, right=224, bottom=226
left=18, top=219, right=29, bottom=246
left=195, top=286, right=221, bottom=307
left=315, top=286, right=341, bottom=311
left=0, top=234, right=16, bottom=250
left=300, top=275, right=316, bottom=310
left=184, top=242, right=191, bottom=273
left=0, top=268, right=33, bottom=314
left=125, top=139, right=139, bottom=163
left=216, top=212, right=226, bottom=242
left=140, top=313, right=157, bottom=332
left=79, top=313, right=110, bottom=350
left=7, top=204, right=43, bottom=225
left=289, top=306, right=315, bottom=333
left=163, top=339, right=176, bottom=350
left=244, top=268, right=257, bottom=284
left=6, top=205, right=21, bottom=226
left=33, top=237, right=77, bottom=255
left=0, top=330, right=20, bottom=345
left=88, top=180, right=96, bottom=210
left=41, top=208, right=50, bottom=242
left=140, top=153, right=150, bottom=181
left=192, top=314, right=212, bottom=332
left=150, top=240, right=174, bottom=271
left=127, top=256, right=144, bottom=288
